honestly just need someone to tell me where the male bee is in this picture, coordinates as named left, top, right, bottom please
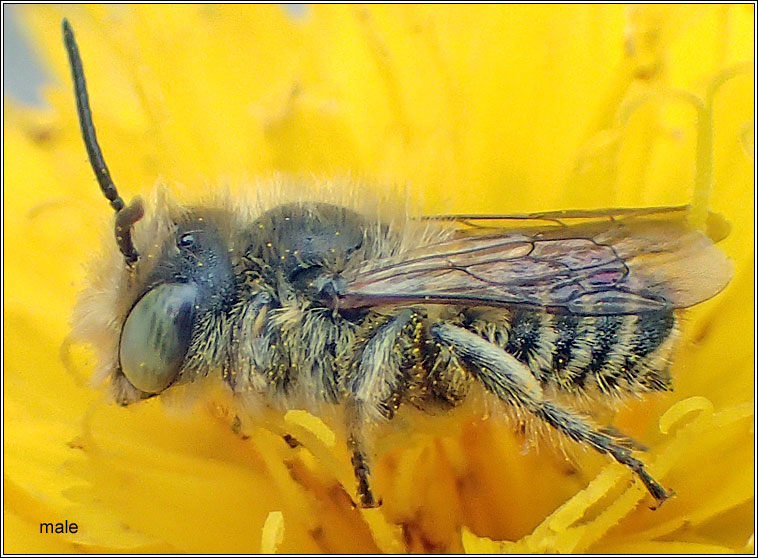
left=64, top=19, right=732, bottom=509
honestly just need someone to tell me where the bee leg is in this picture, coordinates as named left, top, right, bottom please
left=347, top=430, right=380, bottom=508
left=343, top=400, right=379, bottom=508
left=229, top=406, right=302, bottom=449
left=261, top=419, right=302, bottom=449
left=534, top=401, right=671, bottom=506
left=431, top=323, right=671, bottom=506
left=230, top=415, right=250, bottom=440
left=599, top=425, right=649, bottom=452
left=342, top=311, right=418, bottom=507
left=282, top=433, right=301, bottom=448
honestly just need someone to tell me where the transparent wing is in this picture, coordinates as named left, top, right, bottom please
left=336, top=207, right=733, bottom=315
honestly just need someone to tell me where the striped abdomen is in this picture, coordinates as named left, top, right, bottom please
left=467, top=309, right=678, bottom=396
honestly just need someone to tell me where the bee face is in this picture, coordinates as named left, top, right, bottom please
left=64, top=19, right=732, bottom=509
left=117, top=209, right=238, bottom=398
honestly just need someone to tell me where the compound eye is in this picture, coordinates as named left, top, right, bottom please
left=119, top=283, right=197, bottom=394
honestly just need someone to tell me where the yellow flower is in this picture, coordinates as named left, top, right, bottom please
left=4, top=5, right=753, bottom=553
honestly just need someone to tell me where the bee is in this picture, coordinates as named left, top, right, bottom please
left=63, top=19, right=732, bottom=509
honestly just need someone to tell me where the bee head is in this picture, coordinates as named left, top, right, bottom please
left=63, top=20, right=241, bottom=400
left=248, top=202, right=366, bottom=293
left=117, top=210, right=237, bottom=397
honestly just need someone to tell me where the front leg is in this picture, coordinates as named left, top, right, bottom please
left=431, top=322, right=671, bottom=506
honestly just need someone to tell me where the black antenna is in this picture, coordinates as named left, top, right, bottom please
left=62, top=18, right=142, bottom=266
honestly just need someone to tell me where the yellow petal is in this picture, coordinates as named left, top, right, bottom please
left=4, top=4, right=753, bottom=553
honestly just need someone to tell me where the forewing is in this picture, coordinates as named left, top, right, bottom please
left=337, top=208, right=733, bottom=315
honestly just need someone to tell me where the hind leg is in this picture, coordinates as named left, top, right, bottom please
left=431, top=322, right=671, bottom=505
